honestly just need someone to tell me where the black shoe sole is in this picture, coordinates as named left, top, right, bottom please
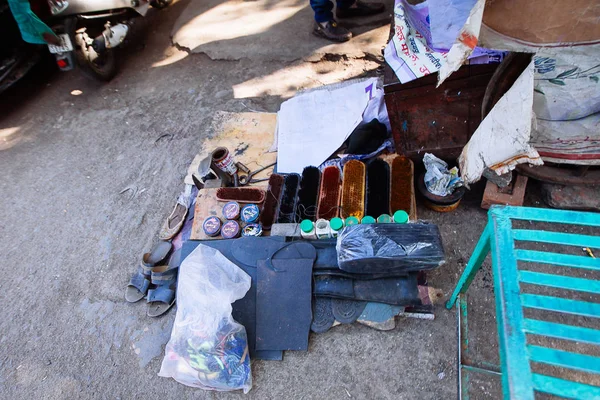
left=312, top=28, right=352, bottom=43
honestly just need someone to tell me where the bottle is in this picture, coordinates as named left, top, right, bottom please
left=315, top=219, right=331, bottom=239
left=345, top=216, right=360, bottom=226
left=361, top=216, right=376, bottom=224
left=330, top=217, right=344, bottom=237
left=300, top=219, right=317, bottom=239
left=377, top=214, right=392, bottom=223
left=393, top=210, right=409, bottom=224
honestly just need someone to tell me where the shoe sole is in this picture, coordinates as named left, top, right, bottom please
left=312, top=29, right=352, bottom=43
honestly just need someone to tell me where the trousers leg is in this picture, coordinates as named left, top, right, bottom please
left=310, top=0, right=334, bottom=22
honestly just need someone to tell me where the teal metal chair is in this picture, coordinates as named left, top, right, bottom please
left=447, top=205, right=600, bottom=399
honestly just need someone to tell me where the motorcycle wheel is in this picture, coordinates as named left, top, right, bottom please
left=74, top=31, right=118, bottom=82
left=150, top=0, right=172, bottom=9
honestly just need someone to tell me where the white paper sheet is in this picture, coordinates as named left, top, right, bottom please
left=276, top=78, right=378, bottom=174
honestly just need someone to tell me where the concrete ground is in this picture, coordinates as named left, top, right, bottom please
left=0, top=0, right=565, bottom=399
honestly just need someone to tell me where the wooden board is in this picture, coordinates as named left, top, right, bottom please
left=190, top=188, right=269, bottom=240
left=185, top=111, right=277, bottom=186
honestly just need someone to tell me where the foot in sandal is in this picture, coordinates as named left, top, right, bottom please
left=125, top=241, right=172, bottom=303
left=147, top=249, right=180, bottom=317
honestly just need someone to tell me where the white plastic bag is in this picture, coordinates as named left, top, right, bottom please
left=158, top=244, right=252, bottom=393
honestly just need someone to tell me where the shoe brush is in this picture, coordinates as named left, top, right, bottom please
left=259, top=174, right=285, bottom=230
left=340, top=160, right=366, bottom=219
left=317, top=166, right=342, bottom=220
left=276, top=173, right=301, bottom=223
left=297, top=166, right=321, bottom=221
left=366, top=158, right=390, bottom=217
left=390, top=155, right=414, bottom=215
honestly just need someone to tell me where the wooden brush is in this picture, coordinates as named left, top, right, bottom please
left=340, top=160, right=366, bottom=219
left=390, top=156, right=414, bottom=215
left=260, top=174, right=284, bottom=230
left=316, top=166, right=341, bottom=220
left=276, top=173, right=301, bottom=223
left=216, top=187, right=266, bottom=204
left=366, top=159, right=391, bottom=217
left=297, top=166, right=321, bottom=221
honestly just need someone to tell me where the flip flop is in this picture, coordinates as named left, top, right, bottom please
left=159, top=191, right=191, bottom=240
left=125, top=241, right=172, bottom=303
left=147, top=249, right=180, bottom=317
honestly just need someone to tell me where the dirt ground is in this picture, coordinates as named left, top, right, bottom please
left=0, top=1, right=562, bottom=398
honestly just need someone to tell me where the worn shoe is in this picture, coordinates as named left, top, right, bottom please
left=312, top=20, right=352, bottom=42
left=336, top=0, right=385, bottom=18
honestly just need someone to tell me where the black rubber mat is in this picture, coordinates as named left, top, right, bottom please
left=256, top=242, right=316, bottom=351
left=311, top=297, right=335, bottom=333
left=314, top=273, right=420, bottom=306
left=331, top=299, right=367, bottom=324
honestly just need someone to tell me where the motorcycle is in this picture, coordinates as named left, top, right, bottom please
left=35, top=0, right=171, bottom=81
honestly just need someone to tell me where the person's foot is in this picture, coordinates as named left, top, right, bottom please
left=336, top=0, right=385, bottom=18
left=312, top=20, right=353, bottom=42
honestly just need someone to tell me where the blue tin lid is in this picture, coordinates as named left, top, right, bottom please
left=240, top=204, right=260, bottom=223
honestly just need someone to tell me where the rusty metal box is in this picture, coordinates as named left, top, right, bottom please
left=384, top=63, right=498, bottom=161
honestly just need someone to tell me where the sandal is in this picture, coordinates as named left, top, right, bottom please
left=125, top=241, right=172, bottom=303
left=147, top=249, right=180, bottom=317
left=159, top=189, right=191, bottom=240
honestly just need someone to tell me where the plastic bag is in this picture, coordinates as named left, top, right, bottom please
left=158, top=244, right=252, bottom=393
left=336, top=224, right=445, bottom=274
left=423, top=153, right=463, bottom=196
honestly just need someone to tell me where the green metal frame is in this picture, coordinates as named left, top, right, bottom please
left=446, top=205, right=600, bottom=399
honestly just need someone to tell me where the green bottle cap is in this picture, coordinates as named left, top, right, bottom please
left=393, top=210, right=409, bottom=224
left=300, top=219, right=314, bottom=233
left=377, top=214, right=392, bottom=223
left=361, top=216, right=376, bottom=224
left=345, top=216, right=360, bottom=226
left=330, top=217, right=344, bottom=231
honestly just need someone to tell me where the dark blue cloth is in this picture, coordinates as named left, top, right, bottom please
left=310, top=0, right=355, bottom=22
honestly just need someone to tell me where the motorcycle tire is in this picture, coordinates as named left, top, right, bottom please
left=75, top=47, right=118, bottom=82
left=150, top=0, right=172, bottom=9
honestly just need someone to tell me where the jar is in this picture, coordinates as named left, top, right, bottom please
left=330, top=217, right=344, bottom=237
left=315, top=219, right=331, bottom=239
left=300, top=219, right=317, bottom=239
left=393, top=210, right=409, bottom=224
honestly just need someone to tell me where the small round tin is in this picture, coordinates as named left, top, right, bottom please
left=242, top=223, right=263, bottom=237
left=240, top=204, right=260, bottom=223
left=221, top=220, right=241, bottom=239
left=222, top=201, right=240, bottom=220
left=202, top=216, right=222, bottom=237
